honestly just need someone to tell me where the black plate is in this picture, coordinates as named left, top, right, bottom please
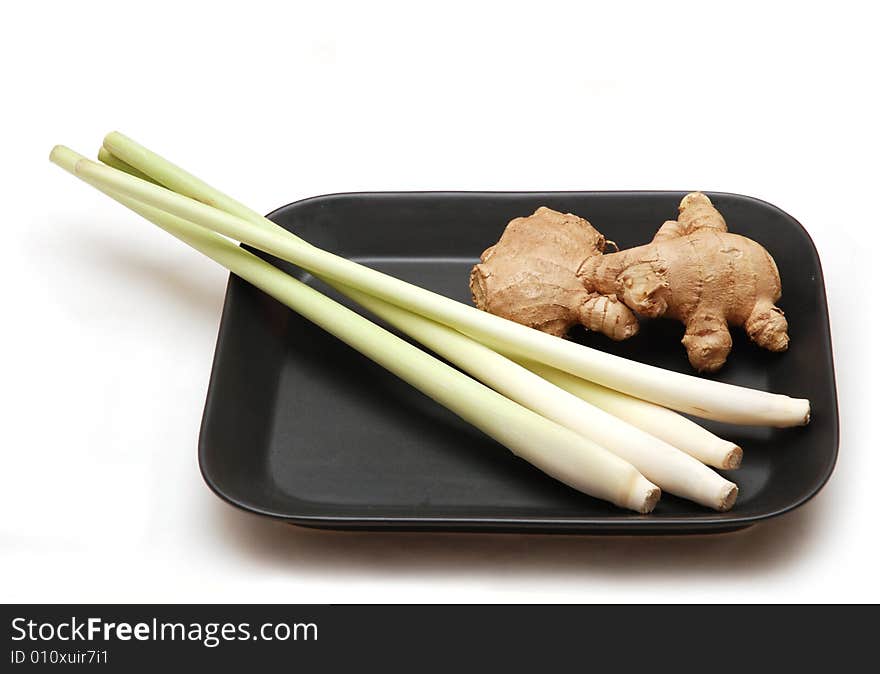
left=199, top=192, right=838, bottom=534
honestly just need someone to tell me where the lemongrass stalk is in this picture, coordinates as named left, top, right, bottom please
left=344, top=285, right=737, bottom=510
left=97, top=146, right=155, bottom=182
left=97, top=148, right=735, bottom=507
left=94, top=134, right=810, bottom=427
left=519, top=360, right=743, bottom=470
left=100, top=149, right=741, bottom=476
left=51, top=146, right=660, bottom=513
left=103, top=133, right=261, bottom=224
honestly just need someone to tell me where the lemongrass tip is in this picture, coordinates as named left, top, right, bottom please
left=102, top=130, right=128, bottom=151
left=718, top=483, right=738, bottom=512
left=49, top=145, right=85, bottom=171
left=723, top=444, right=743, bottom=470
left=642, top=486, right=661, bottom=514
left=49, top=144, right=70, bottom=162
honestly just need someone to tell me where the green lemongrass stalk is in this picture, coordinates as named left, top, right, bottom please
left=99, top=148, right=743, bottom=477
left=97, top=147, right=736, bottom=508
left=344, top=285, right=737, bottom=510
left=102, top=133, right=258, bottom=222
left=50, top=146, right=660, bottom=513
left=97, top=146, right=155, bottom=182
left=519, top=361, right=743, bottom=470
left=94, top=133, right=810, bottom=427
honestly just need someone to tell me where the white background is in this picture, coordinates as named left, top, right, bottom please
left=3, top=1, right=878, bottom=603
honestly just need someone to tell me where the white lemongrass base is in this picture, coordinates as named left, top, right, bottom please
left=341, top=286, right=737, bottom=511
left=521, top=361, right=743, bottom=470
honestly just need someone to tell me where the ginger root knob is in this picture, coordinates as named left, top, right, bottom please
left=469, top=206, right=639, bottom=340
left=578, top=192, right=789, bottom=372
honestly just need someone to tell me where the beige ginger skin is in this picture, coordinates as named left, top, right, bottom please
left=471, top=193, right=790, bottom=373
left=579, top=193, right=789, bottom=371
left=470, top=206, right=640, bottom=341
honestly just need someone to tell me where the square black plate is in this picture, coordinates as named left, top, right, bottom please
left=199, top=192, right=838, bottom=534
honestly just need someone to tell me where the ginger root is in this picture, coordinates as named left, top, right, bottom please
left=578, top=192, right=789, bottom=371
left=470, top=206, right=639, bottom=340
left=470, top=193, right=789, bottom=373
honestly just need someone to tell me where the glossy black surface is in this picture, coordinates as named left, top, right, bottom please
left=199, top=192, right=838, bottom=534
